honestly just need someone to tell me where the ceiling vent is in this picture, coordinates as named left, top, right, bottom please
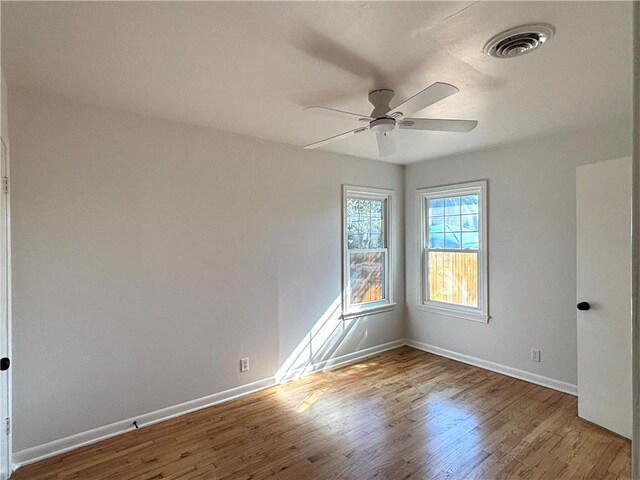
left=483, top=24, right=555, bottom=59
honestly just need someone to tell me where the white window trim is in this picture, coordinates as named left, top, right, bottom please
left=416, top=180, right=489, bottom=323
left=342, top=185, right=396, bottom=319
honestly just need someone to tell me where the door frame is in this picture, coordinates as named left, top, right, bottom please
left=632, top=2, right=639, bottom=478
left=0, top=137, right=11, bottom=478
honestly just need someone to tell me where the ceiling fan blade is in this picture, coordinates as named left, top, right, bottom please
left=376, top=133, right=396, bottom=157
left=389, top=82, right=459, bottom=116
left=399, top=118, right=478, bottom=133
left=303, top=127, right=368, bottom=150
left=303, top=106, right=372, bottom=121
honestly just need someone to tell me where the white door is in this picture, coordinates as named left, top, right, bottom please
left=576, top=157, right=632, bottom=438
left=0, top=138, right=10, bottom=479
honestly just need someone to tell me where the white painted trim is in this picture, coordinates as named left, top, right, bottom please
left=341, top=303, right=398, bottom=320
left=12, top=339, right=404, bottom=471
left=413, top=304, right=489, bottom=323
left=405, top=339, right=578, bottom=396
left=0, top=136, right=11, bottom=480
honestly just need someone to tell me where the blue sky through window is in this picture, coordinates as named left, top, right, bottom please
left=428, top=195, right=479, bottom=249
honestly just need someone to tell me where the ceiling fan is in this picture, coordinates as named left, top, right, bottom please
left=303, top=82, right=478, bottom=157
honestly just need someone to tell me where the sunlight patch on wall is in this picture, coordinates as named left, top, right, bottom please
left=275, top=295, right=365, bottom=384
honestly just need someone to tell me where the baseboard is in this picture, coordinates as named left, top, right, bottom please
left=12, top=339, right=405, bottom=470
left=405, top=338, right=578, bottom=396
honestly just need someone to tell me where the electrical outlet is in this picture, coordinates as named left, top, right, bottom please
left=240, top=357, right=249, bottom=372
left=531, top=349, right=541, bottom=362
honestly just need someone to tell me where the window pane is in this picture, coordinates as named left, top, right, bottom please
left=461, top=232, right=479, bottom=249
left=371, top=199, right=382, bottom=216
left=347, top=197, right=385, bottom=250
left=429, top=216, right=444, bottom=228
left=461, top=194, right=479, bottom=213
left=461, top=214, right=478, bottom=231
left=349, top=252, right=385, bottom=304
left=352, top=218, right=363, bottom=233
left=444, top=215, right=460, bottom=230
left=428, top=251, right=478, bottom=307
left=371, top=218, right=383, bottom=235
left=347, top=198, right=359, bottom=217
left=445, top=232, right=461, bottom=249
left=444, top=197, right=460, bottom=215
left=429, top=198, right=444, bottom=217
left=429, top=231, right=444, bottom=248
left=348, top=234, right=363, bottom=250
left=347, top=218, right=360, bottom=238
left=369, top=234, right=383, bottom=249
left=361, top=233, right=371, bottom=249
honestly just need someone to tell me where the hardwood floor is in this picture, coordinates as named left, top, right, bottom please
left=13, top=346, right=631, bottom=480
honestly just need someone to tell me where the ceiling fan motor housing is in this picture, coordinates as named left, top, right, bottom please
left=368, top=89, right=395, bottom=118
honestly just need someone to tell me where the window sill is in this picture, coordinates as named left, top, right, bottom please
left=414, top=304, right=489, bottom=324
left=342, top=303, right=398, bottom=320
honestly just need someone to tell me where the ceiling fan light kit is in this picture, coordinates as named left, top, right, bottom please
left=303, top=82, right=478, bottom=157
left=369, top=117, right=396, bottom=134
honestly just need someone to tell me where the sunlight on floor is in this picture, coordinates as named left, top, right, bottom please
left=294, top=389, right=328, bottom=413
left=351, top=362, right=375, bottom=369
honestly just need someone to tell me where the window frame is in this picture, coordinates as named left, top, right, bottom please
left=342, top=185, right=396, bottom=319
left=416, top=180, right=489, bottom=323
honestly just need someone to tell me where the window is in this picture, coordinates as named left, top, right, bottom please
left=343, top=186, right=395, bottom=318
left=417, top=181, right=488, bottom=322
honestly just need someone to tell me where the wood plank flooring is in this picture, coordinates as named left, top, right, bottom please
left=13, top=347, right=631, bottom=479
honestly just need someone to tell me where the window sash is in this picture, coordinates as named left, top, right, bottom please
left=346, top=249, right=388, bottom=310
left=424, top=248, right=482, bottom=313
left=346, top=196, right=387, bottom=250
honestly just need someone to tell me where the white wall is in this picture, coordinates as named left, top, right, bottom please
left=405, top=123, right=632, bottom=387
left=8, top=88, right=404, bottom=452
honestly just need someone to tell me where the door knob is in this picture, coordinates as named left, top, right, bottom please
left=577, top=302, right=591, bottom=311
left=0, top=358, right=10, bottom=371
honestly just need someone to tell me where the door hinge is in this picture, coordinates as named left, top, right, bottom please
left=5, top=418, right=9, bottom=436
left=2, top=177, right=8, bottom=195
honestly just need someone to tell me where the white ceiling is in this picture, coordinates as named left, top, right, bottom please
left=2, top=1, right=633, bottom=165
